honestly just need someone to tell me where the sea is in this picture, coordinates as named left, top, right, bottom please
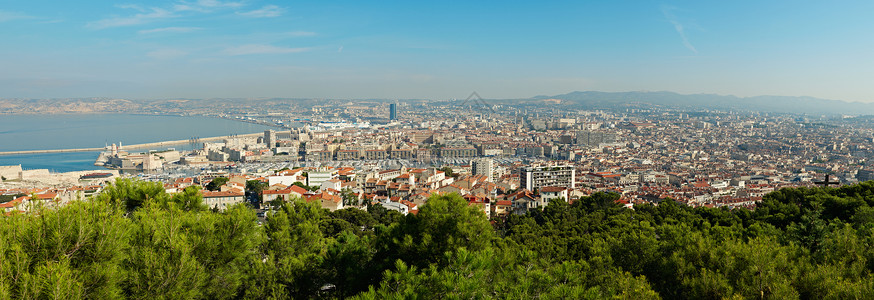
left=0, top=114, right=278, bottom=172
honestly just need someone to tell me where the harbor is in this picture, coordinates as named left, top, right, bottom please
left=0, top=113, right=278, bottom=172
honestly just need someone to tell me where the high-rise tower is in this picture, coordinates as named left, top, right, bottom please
left=472, top=158, right=494, bottom=182
left=264, top=130, right=276, bottom=149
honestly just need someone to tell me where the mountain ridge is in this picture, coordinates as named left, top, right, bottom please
left=523, top=91, right=874, bottom=115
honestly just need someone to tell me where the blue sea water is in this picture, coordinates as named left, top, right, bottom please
left=0, top=114, right=277, bottom=172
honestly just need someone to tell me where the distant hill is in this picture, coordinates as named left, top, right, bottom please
left=522, top=91, right=874, bottom=115
left=4, top=92, right=874, bottom=115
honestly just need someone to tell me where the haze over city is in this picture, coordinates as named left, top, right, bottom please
left=2, top=0, right=874, bottom=102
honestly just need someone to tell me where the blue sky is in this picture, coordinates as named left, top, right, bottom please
left=1, top=1, right=873, bottom=102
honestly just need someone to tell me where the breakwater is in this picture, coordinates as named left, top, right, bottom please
left=0, top=132, right=263, bottom=156
left=119, top=132, right=263, bottom=150
left=0, top=147, right=105, bottom=155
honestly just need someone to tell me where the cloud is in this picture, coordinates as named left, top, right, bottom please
left=195, top=0, right=243, bottom=8
left=138, top=26, right=202, bottom=34
left=661, top=5, right=697, bottom=54
left=146, top=48, right=189, bottom=59
left=337, top=46, right=343, bottom=53
left=115, top=4, right=148, bottom=12
left=90, top=1, right=244, bottom=29
left=237, top=5, right=284, bottom=18
left=0, top=10, right=34, bottom=22
left=87, top=7, right=176, bottom=29
left=223, top=44, right=309, bottom=55
left=244, top=31, right=316, bottom=40
left=174, top=0, right=244, bottom=13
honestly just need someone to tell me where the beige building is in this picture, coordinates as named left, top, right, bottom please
left=0, top=165, right=22, bottom=181
left=364, top=149, right=388, bottom=160
left=202, top=189, right=246, bottom=211
left=337, top=149, right=361, bottom=160
left=390, top=149, right=413, bottom=159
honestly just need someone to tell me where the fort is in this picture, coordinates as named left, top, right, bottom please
left=0, top=165, right=22, bottom=181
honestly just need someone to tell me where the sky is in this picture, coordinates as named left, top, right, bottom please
left=1, top=1, right=873, bottom=102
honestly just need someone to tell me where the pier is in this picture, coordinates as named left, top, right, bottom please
left=0, top=132, right=264, bottom=156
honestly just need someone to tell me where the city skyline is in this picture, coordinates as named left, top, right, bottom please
left=2, top=1, right=874, bottom=102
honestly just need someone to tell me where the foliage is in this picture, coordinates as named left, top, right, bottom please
left=168, top=185, right=207, bottom=212
left=365, top=201, right=403, bottom=225
left=340, top=187, right=359, bottom=206
left=293, top=181, right=320, bottom=192
left=95, top=178, right=168, bottom=211
left=205, top=177, right=229, bottom=191
left=4, top=180, right=874, bottom=298
left=0, top=193, right=25, bottom=203
left=438, top=166, right=458, bottom=178
left=246, top=179, right=268, bottom=195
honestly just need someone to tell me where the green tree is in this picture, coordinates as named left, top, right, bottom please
left=293, top=181, right=319, bottom=192
left=376, top=193, right=493, bottom=269
left=322, top=231, right=376, bottom=297
left=124, top=202, right=208, bottom=298
left=341, top=187, right=359, bottom=206
left=0, top=198, right=132, bottom=299
left=258, top=198, right=330, bottom=297
left=5, top=175, right=874, bottom=299
left=169, top=185, right=207, bottom=212
left=355, top=248, right=660, bottom=299
left=366, top=201, right=403, bottom=225
left=438, top=166, right=458, bottom=178
left=206, top=177, right=230, bottom=191
left=96, top=178, right=169, bottom=211
left=330, top=207, right=377, bottom=230
left=246, top=179, right=268, bottom=195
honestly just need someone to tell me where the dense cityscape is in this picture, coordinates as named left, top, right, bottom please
left=4, top=98, right=874, bottom=216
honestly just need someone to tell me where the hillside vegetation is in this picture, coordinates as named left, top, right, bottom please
left=2, top=178, right=874, bottom=299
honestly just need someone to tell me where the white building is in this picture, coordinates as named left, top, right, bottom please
left=268, top=169, right=305, bottom=186
left=380, top=201, right=409, bottom=215
left=307, top=170, right=337, bottom=188
left=519, top=164, right=575, bottom=191
left=540, top=186, right=569, bottom=206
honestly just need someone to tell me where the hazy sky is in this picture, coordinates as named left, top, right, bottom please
left=1, top=1, right=873, bottom=101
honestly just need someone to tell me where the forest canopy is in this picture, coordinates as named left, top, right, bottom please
left=2, top=178, right=874, bottom=299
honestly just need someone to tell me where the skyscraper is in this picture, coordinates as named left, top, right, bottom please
left=264, top=130, right=276, bottom=149
left=390, top=103, right=397, bottom=120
